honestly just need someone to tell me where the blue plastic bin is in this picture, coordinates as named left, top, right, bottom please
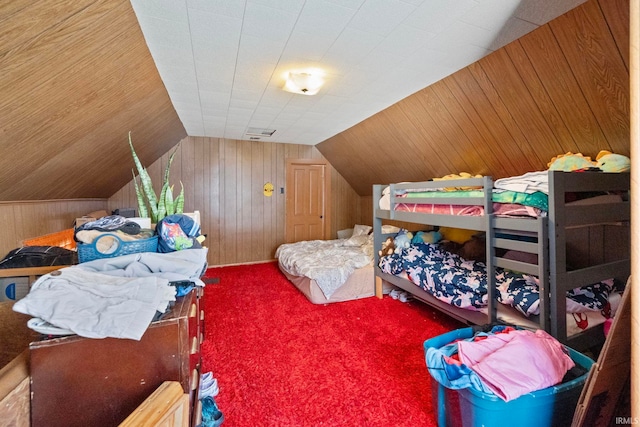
left=424, top=327, right=594, bottom=427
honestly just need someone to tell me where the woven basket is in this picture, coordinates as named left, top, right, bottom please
left=77, top=234, right=158, bottom=263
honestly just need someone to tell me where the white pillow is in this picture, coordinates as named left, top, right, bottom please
left=345, top=234, right=370, bottom=247
left=381, top=225, right=401, bottom=235
left=352, top=224, right=372, bottom=236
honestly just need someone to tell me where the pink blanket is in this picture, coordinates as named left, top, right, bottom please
left=394, top=202, right=544, bottom=218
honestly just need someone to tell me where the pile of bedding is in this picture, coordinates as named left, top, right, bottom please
left=378, top=241, right=618, bottom=317
left=379, top=177, right=547, bottom=218
left=276, top=234, right=373, bottom=300
left=379, top=169, right=624, bottom=219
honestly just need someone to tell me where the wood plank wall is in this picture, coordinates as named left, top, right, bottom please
left=0, top=199, right=108, bottom=258
left=108, top=137, right=361, bottom=266
left=317, top=0, right=630, bottom=197
left=0, top=0, right=186, bottom=201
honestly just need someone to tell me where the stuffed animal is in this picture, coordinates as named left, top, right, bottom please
left=432, top=172, right=483, bottom=191
left=547, top=151, right=630, bottom=173
left=439, top=227, right=477, bottom=245
left=439, top=234, right=486, bottom=262
left=595, top=150, right=630, bottom=172
left=411, top=230, right=442, bottom=244
left=393, top=229, right=413, bottom=254
left=458, top=234, right=486, bottom=262
left=547, top=152, right=595, bottom=171
left=379, top=236, right=396, bottom=257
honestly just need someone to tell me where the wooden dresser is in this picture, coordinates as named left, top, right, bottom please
left=29, top=288, right=203, bottom=427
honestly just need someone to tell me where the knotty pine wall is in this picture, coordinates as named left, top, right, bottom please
left=0, top=199, right=108, bottom=258
left=108, top=136, right=361, bottom=266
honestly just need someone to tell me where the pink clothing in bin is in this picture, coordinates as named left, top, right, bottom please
left=457, top=328, right=575, bottom=401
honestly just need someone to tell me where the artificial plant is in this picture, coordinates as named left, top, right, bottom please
left=128, top=132, right=184, bottom=224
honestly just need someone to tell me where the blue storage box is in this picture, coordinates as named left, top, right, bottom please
left=424, top=327, right=594, bottom=427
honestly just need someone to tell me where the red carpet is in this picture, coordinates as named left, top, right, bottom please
left=201, top=262, right=463, bottom=426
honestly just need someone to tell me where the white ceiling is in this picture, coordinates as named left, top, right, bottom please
left=130, top=0, right=587, bottom=146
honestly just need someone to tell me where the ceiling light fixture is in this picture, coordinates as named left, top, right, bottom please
left=283, top=71, right=324, bottom=96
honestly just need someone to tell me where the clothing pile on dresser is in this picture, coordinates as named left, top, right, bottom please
left=12, top=248, right=208, bottom=340
left=74, top=215, right=155, bottom=251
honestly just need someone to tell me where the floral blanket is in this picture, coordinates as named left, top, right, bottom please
left=378, top=242, right=615, bottom=316
left=276, top=236, right=373, bottom=299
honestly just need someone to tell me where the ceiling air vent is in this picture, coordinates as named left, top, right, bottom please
left=246, top=127, right=276, bottom=137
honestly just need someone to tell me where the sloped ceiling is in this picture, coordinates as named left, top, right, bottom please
left=0, top=0, right=186, bottom=201
left=0, top=0, right=629, bottom=202
left=317, top=0, right=630, bottom=195
left=130, top=0, right=587, bottom=145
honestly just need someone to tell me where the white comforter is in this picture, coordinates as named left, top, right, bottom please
left=275, top=236, right=373, bottom=299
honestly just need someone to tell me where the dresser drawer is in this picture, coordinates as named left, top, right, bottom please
left=30, top=291, right=198, bottom=427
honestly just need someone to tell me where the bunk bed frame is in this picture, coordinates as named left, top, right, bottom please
left=373, top=171, right=630, bottom=350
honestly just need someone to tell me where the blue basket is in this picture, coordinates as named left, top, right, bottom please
left=77, top=233, right=158, bottom=263
left=424, top=327, right=594, bottom=427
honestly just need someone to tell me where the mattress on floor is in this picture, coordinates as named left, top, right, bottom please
left=279, top=263, right=383, bottom=304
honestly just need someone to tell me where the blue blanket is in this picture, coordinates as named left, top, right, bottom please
left=379, top=242, right=614, bottom=315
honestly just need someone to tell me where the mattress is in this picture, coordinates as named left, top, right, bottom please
left=279, top=263, right=389, bottom=304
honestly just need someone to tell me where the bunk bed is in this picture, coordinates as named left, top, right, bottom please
left=373, top=170, right=630, bottom=350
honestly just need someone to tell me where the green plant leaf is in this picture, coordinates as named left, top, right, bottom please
left=132, top=170, right=149, bottom=218
left=165, top=185, right=175, bottom=216
left=127, top=132, right=185, bottom=224
left=175, top=182, right=185, bottom=214
left=128, top=132, right=159, bottom=217
left=163, top=146, right=178, bottom=187
left=157, top=181, right=169, bottom=222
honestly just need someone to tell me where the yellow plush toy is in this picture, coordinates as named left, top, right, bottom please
left=595, top=150, right=630, bottom=172
left=439, top=227, right=477, bottom=245
left=432, top=172, right=483, bottom=191
left=547, top=152, right=595, bottom=171
left=547, top=151, right=630, bottom=172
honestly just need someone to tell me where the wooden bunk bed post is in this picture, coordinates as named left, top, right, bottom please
left=483, top=176, right=497, bottom=325
left=537, top=217, right=550, bottom=333
left=373, top=184, right=384, bottom=299
left=548, top=171, right=568, bottom=343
